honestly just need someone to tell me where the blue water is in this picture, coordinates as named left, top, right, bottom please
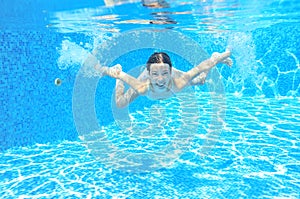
left=1, top=0, right=300, bottom=198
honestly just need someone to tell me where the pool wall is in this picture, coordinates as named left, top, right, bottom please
left=0, top=2, right=299, bottom=151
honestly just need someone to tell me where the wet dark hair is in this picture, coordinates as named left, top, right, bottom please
left=146, top=52, right=172, bottom=72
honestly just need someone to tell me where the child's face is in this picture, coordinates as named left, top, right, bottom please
left=149, top=63, right=172, bottom=92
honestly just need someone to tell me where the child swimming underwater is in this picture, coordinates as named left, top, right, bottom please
left=95, top=50, right=232, bottom=108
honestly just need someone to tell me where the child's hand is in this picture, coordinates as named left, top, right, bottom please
left=106, top=64, right=122, bottom=78
left=198, top=72, right=207, bottom=84
left=94, top=63, right=122, bottom=78
left=222, top=49, right=233, bottom=67
left=222, top=58, right=233, bottom=67
left=211, top=51, right=233, bottom=67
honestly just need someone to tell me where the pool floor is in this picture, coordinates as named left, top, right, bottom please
left=1, top=95, right=299, bottom=199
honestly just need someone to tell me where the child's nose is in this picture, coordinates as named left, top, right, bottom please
left=157, top=75, right=164, bottom=81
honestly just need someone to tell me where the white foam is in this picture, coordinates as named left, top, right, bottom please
left=227, top=32, right=257, bottom=81
left=57, top=39, right=90, bottom=70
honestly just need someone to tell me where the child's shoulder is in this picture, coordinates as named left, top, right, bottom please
left=172, top=67, right=185, bottom=78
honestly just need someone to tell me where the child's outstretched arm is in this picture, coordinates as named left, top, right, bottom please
left=173, top=50, right=232, bottom=90
left=95, top=64, right=149, bottom=95
left=114, top=69, right=149, bottom=108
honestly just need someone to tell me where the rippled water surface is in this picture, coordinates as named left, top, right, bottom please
left=47, top=0, right=300, bottom=33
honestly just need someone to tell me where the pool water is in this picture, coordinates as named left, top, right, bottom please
left=1, top=0, right=300, bottom=198
left=1, top=95, right=299, bottom=198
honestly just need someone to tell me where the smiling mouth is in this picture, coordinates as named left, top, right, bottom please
left=156, top=84, right=165, bottom=88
